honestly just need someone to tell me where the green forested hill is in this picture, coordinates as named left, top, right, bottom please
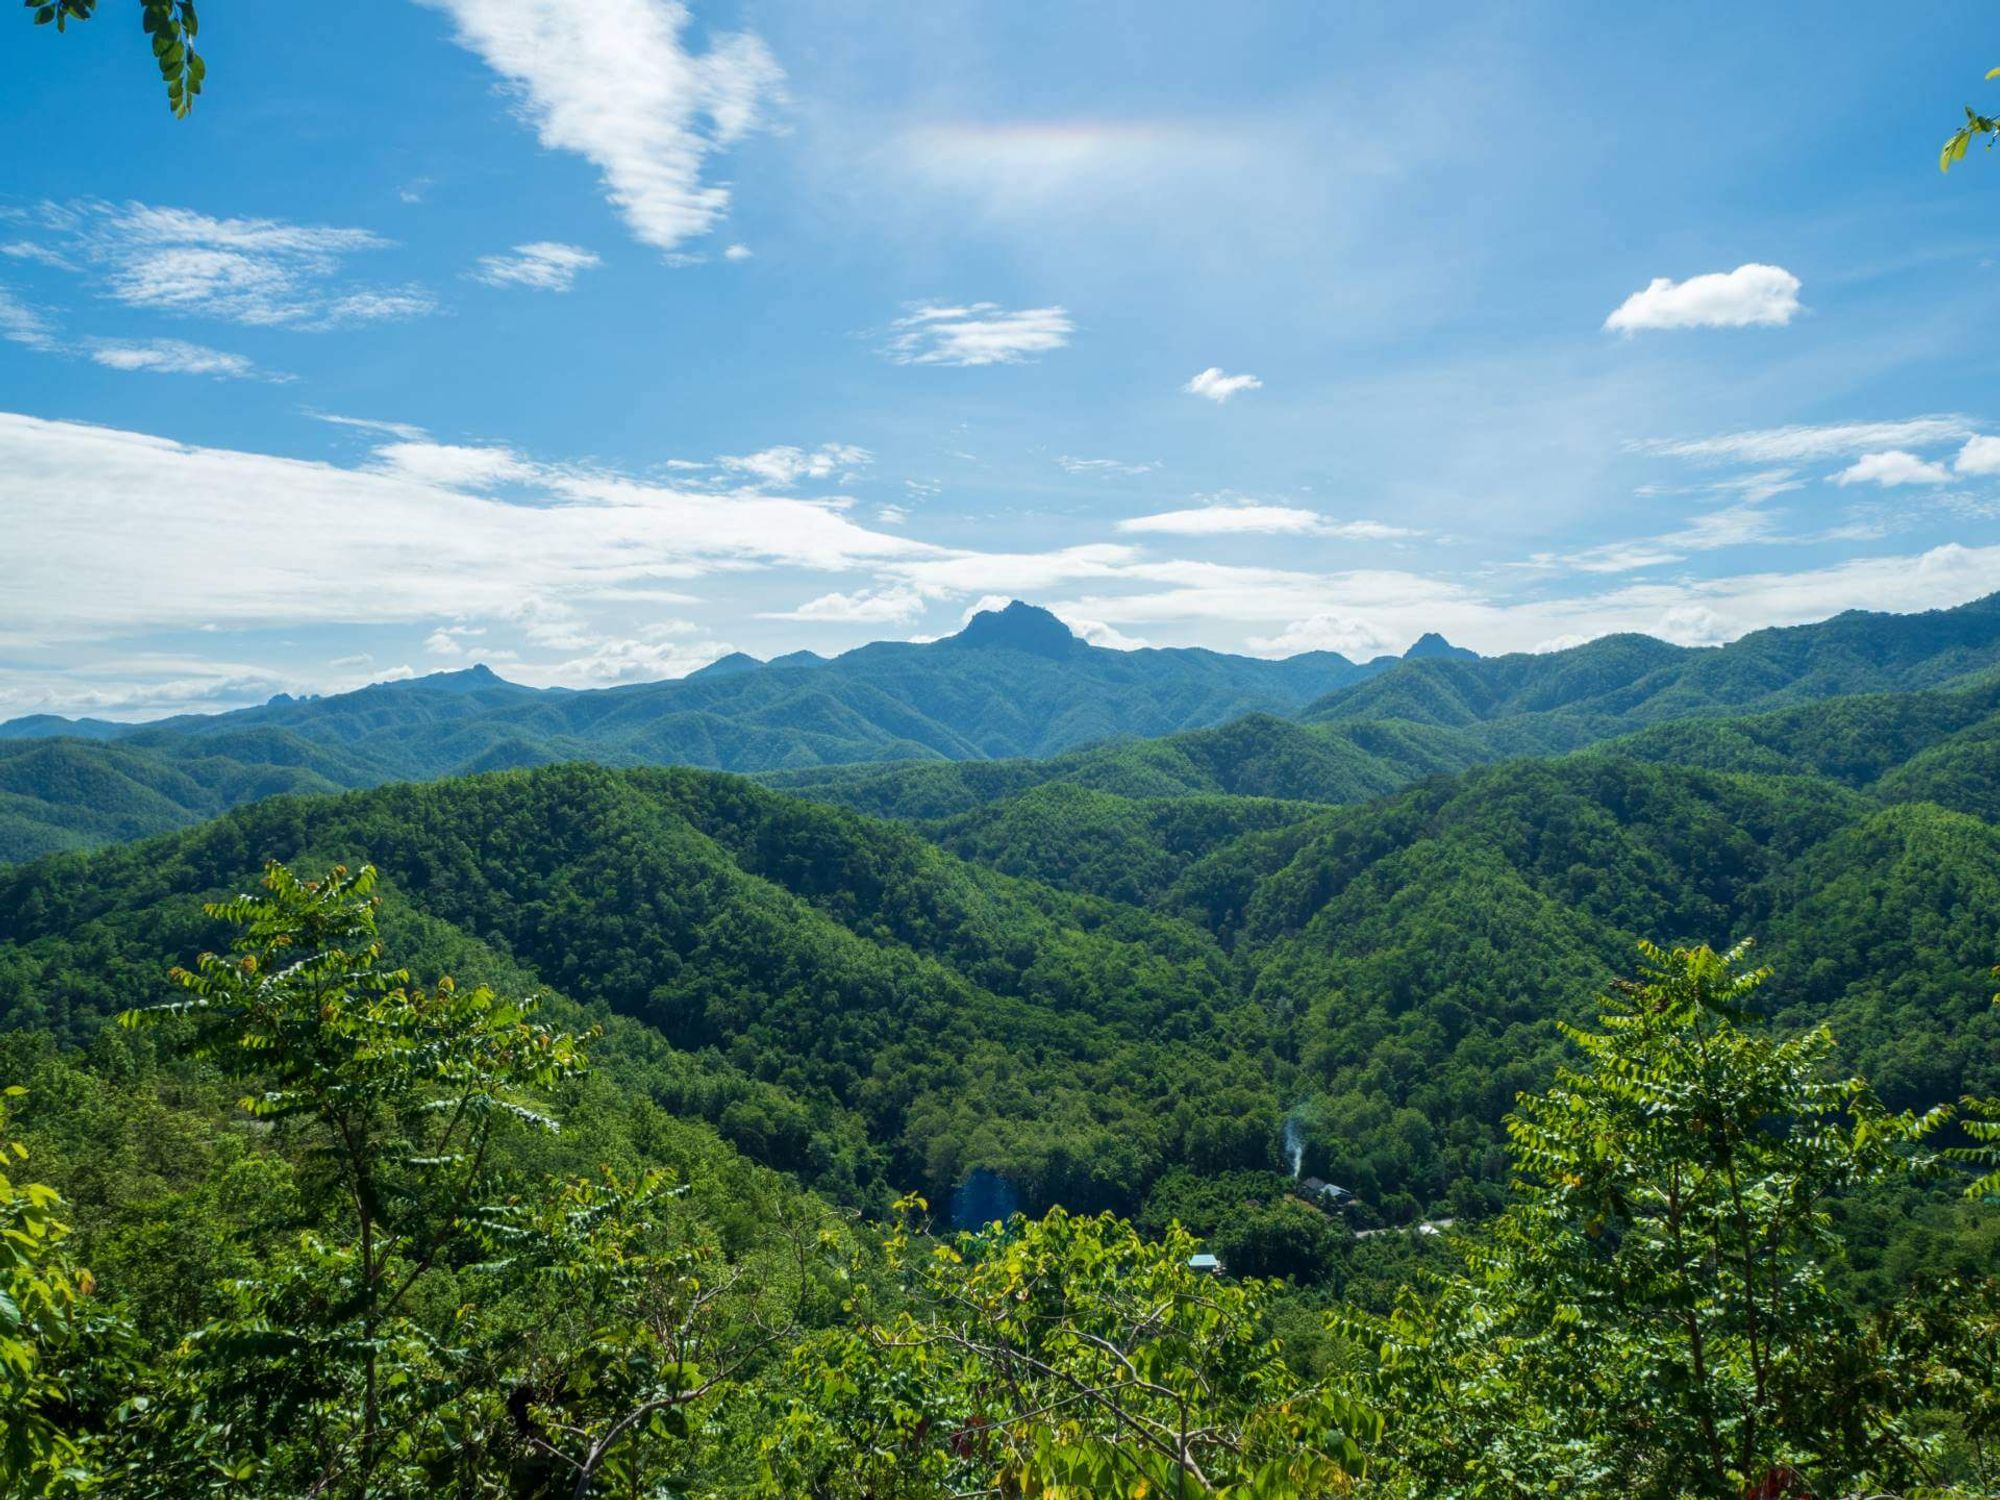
left=4, top=727, right=1995, bottom=1231
left=8, top=592, right=2000, bottom=865
left=0, top=605, right=1396, bottom=861
left=1302, top=590, right=2000, bottom=735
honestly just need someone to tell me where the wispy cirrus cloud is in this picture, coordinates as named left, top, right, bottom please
left=1635, top=417, right=1975, bottom=465
left=1058, top=455, right=1159, bottom=476
left=0, top=286, right=60, bottom=351
left=1604, top=263, right=1801, bottom=332
left=4, top=279, right=271, bottom=378
left=883, top=302, right=1073, bottom=365
left=85, top=338, right=270, bottom=380
left=16, top=200, right=433, bottom=329
left=1117, top=502, right=1415, bottom=539
left=471, top=241, right=602, bottom=291
left=416, top=0, right=785, bottom=254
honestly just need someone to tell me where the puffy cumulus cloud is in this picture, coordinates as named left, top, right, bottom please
left=1955, top=435, right=2000, bottom=475
left=471, top=241, right=602, bottom=291
left=23, top=200, right=432, bottom=328
left=1604, top=263, right=1800, bottom=333
left=1245, top=613, right=1402, bottom=660
left=417, top=0, right=784, bottom=254
left=1832, top=450, right=1953, bottom=487
left=86, top=338, right=264, bottom=379
left=722, top=243, right=753, bottom=261
left=1182, top=367, right=1261, bottom=402
left=1637, top=416, right=1975, bottom=464
left=758, top=586, right=925, bottom=624
left=883, top=303, right=1073, bottom=366
left=1063, top=616, right=1147, bottom=650
left=717, top=443, right=871, bottom=487
left=500, top=626, right=726, bottom=687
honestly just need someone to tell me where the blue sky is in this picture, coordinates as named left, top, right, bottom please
left=5, top=1, right=2000, bottom=717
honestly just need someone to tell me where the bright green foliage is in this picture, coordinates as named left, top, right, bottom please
left=760, top=1199, right=1381, bottom=1499
left=109, top=860, right=594, bottom=1497
left=1948, top=965, right=2000, bottom=1203
left=24, top=0, right=204, bottom=116
left=1342, top=941, right=1962, bottom=1498
left=1942, top=66, right=2000, bottom=170
left=0, top=1087, right=96, bottom=1495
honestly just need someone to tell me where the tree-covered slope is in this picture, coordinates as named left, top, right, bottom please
left=4, top=730, right=1995, bottom=1234
left=0, top=605, right=1397, bottom=861
left=0, top=763, right=1288, bottom=1212
left=1302, top=590, right=2000, bottom=736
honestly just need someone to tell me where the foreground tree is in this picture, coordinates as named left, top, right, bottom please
left=109, top=861, right=594, bottom=1495
left=0, top=1087, right=108, bottom=1495
left=759, top=1201, right=1381, bottom=1499
left=1343, top=941, right=1964, bottom=1498
left=24, top=0, right=203, bottom=116
left=1943, top=67, right=2000, bottom=171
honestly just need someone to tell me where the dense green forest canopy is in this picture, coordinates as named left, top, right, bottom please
left=2, top=591, right=1998, bottom=1494
left=3, top=869, right=1996, bottom=1496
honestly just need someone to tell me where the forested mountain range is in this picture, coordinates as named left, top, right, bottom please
left=6, top=679, right=1996, bottom=1230
left=4, top=594, right=1999, bottom=1494
left=6, top=590, right=2000, bottom=863
left=0, top=601, right=1406, bottom=860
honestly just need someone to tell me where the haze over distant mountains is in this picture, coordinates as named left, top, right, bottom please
left=4, top=592, right=2000, bottom=863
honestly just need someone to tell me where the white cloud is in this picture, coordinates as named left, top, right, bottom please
left=1063, top=616, right=1147, bottom=650
left=1832, top=450, right=1952, bottom=487
left=0, top=287, right=59, bottom=351
left=309, top=411, right=429, bottom=441
left=1183, top=367, right=1262, bottom=402
left=717, top=442, right=871, bottom=487
left=1116, top=502, right=1417, bottom=539
left=1639, top=416, right=1974, bottom=464
left=1119, top=503, right=1319, bottom=536
left=1245, top=613, right=1401, bottom=659
left=0, top=411, right=934, bottom=646
left=86, top=338, right=263, bottom=379
left=29, top=200, right=428, bottom=329
left=875, top=504, right=909, bottom=525
left=1058, top=455, right=1159, bottom=476
left=370, top=440, right=535, bottom=489
left=884, top=302, right=1073, bottom=366
left=758, top=586, right=925, bottom=624
left=1955, top=435, right=2000, bottom=475
left=320, top=288, right=439, bottom=325
left=723, top=243, right=752, bottom=261
left=471, top=241, right=602, bottom=290
left=416, top=0, right=785, bottom=254
left=1604, top=263, right=1801, bottom=332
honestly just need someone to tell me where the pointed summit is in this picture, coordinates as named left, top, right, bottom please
left=946, top=601, right=1084, bottom=659
left=687, top=651, right=764, bottom=680
left=1403, top=632, right=1477, bottom=661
